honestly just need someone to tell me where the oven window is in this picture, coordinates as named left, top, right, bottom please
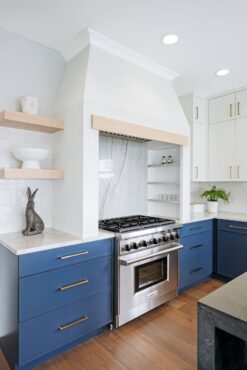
left=135, top=257, right=168, bottom=292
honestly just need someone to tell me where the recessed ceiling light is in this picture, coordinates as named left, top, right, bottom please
left=162, top=34, right=179, bottom=45
left=215, top=69, right=230, bottom=77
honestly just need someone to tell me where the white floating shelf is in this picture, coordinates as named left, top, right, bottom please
left=0, top=168, right=64, bottom=179
left=0, top=110, right=64, bottom=133
left=147, top=163, right=179, bottom=168
left=147, top=198, right=180, bottom=204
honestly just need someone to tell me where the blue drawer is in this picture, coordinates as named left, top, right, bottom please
left=19, top=290, right=112, bottom=366
left=19, top=238, right=113, bottom=277
left=19, top=256, right=113, bottom=321
left=179, top=231, right=213, bottom=290
left=180, top=220, right=212, bottom=238
left=217, top=219, right=247, bottom=235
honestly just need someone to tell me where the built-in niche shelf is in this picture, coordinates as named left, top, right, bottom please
left=148, top=181, right=180, bottom=185
left=147, top=198, right=180, bottom=205
left=0, top=110, right=64, bottom=133
left=0, top=168, right=64, bottom=180
left=147, top=163, right=179, bottom=168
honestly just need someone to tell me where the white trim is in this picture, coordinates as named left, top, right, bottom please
left=61, top=28, right=179, bottom=81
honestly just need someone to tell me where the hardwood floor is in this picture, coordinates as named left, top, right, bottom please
left=37, top=279, right=224, bottom=370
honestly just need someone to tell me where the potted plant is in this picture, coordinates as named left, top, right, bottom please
left=201, top=186, right=230, bottom=213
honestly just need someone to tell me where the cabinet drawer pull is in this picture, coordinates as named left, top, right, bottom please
left=59, top=251, right=89, bottom=260
left=229, top=165, right=232, bottom=179
left=190, top=267, right=203, bottom=274
left=237, top=165, right=240, bottom=179
left=195, top=106, right=199, bottom=120
left=58, top=315, right=88, bottom=331
left=237, top=102, right=240, bottom=116
left=195, top=166, right=199, bottom=179
left=190, top=226, right=203, bottom=231
left=230, top=103, right=233, bottom=117
left=59, top=279, right=89, bottom=291
left=229, top=225, right=247, bottom=231
left=190, top=244, right=203, bottom=250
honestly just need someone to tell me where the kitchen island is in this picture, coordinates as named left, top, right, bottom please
left=198, top=272, right=247, bottom=370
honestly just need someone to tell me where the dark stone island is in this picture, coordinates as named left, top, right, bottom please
left=198, top=272, right=247, bottom=370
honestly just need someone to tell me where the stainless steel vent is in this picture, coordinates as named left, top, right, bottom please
left=100, top=131, right=150, bottom=143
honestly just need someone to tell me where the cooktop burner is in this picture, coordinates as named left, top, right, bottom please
left=99, top=215, right=175, bottom=233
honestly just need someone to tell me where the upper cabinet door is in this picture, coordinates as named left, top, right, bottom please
left=235, top=117, right=247, bottom=181
left=192, top=122, right=207, bottom=181
left=194, top=96, right=206, bottom=124
left=236, top=89, right=247, bottom=119
left=208, top=120, right=235, bottom=181
left=209, top=93, right=235, bottom=124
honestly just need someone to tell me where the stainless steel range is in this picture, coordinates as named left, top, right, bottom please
left=99, top=215, right=183, bottom=327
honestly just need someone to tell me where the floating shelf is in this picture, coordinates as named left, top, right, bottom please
left=147, top=163, right=179, bottom=168
left=147, top=198, right=180, bottom=204
left=0, top=110, right=64, bottom=133
left=148, top=181, right=180, bottom=185
left=0, top=168, right=64, bottom=179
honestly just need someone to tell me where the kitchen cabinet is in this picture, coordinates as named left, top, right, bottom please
left=235, top=117, right=247, bottom=180
left=236, top=89, right=247, bottom=118
left=0, top=238, right=114, bottom=370
left=179, top=220, right=213, bottom=290
left=216, top=220, right=247, bottom=279
left=209, top=93, right=235, bottom=123
left=179, top=93, right=207, bottom=181
left=208, top=120, right=235, bottom=181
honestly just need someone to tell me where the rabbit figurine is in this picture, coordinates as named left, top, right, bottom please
left=23, top=187, right=44, bottom=236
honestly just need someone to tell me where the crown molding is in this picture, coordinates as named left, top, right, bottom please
left=61, top=28, right=179, bottom=81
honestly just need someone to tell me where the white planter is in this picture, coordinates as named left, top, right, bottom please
left=207, top=201, right=218, bottom=214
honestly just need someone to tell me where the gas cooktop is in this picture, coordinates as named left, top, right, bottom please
left=99, top=215, right=175, bottom=233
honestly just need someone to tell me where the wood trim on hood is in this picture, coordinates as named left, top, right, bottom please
left=92, top=115, right=189, bottom=146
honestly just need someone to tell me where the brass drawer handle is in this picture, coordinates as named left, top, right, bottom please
left=190, top=267, right=203, bottom=274
left=59, top=315, right=88, bottom=331
left=59, top=251, right=89, bottom=260
left=237, top=165, right=240, bottom=179
left=229, top=225, right=247, bottom=231
left=237, top=102, right=240, bottom=116
left=195, top=106, right=199, bottom=120
left=230, top=103, right=233, bottom=117
left=190, top=244, right=203, bottom=250
left=59, top=279, right=89, bottom=291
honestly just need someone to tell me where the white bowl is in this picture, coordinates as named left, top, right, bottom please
left=12, top=147, right=49, bottom=169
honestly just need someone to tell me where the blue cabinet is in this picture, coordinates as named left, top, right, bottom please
left=0, top=238, right=114, bottom=370
left=217, top=220, right=247, bottom=279
left=179, top=220, right=213, bottom=290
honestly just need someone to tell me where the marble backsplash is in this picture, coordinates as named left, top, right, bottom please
left=99, top=135, right=147, bottom=219
left=191, top=182, right=247, bottom=214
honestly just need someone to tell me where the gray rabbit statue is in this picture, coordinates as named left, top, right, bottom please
left=23, top=187, right=44, bottom=236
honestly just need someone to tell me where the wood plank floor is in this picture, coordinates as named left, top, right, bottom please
left=37, top=279, right=224, bottom=370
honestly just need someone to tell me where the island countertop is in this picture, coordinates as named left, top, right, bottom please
left=0, top=228, right=115, bottom=255
left=199, top=272, right=247, bottom=323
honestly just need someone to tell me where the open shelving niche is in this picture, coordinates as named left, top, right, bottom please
left=147, top=142, right=180, bottom=219
left=0, top=110, right=64, bottom=180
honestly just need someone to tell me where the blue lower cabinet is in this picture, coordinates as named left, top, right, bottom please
left=19, top=289, right=112, bottom=366
left=179, top=229, right=213, bottom=290
left=19, top=256, right=113, bottom=321
left=217, top=230, right=247, bottom=278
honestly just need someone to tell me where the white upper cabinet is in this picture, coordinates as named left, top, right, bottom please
left=179, top=93, right=207, bottom=181
left=235, top=117, right=247, bottom=181
left=193, top=96, right=206, bottom=124
left=236, top=89, right=247, bottom=119
left=209, top=93, right=235, bottom=123
left=208, top=120, right=235, bottom=181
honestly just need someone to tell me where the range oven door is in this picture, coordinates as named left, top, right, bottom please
left=117, top=244, right=182, bottom=326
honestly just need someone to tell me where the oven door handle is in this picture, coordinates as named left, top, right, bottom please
left=120, top=244, right=183, bottom=266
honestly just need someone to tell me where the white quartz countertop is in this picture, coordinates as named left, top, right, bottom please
left=182, top=212, right=247, bottom=224
left=0, top=228, right=114, bottom=255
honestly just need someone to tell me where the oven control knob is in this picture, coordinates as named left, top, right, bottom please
left=139, top=240, right=147, bottom=247
left=158, top=237, right=163, bottom=244
left=130, top=242, right=138, bottom=249
left=125, top=244, right=130, bottom=251
left=149, top=238, right=157, bottom=245
left=170, top=232, right=175, bottom=240
left=163, top=234, right=170, bottom=242
left=173, top=231, right=179, bottom=239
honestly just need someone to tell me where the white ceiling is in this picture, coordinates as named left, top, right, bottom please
left=0, top=0, right=247, bottom=96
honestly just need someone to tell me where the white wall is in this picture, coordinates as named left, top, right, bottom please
left=191, top=182, right=247, bottom=214
left=0, top=29, right=65, bottom=233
